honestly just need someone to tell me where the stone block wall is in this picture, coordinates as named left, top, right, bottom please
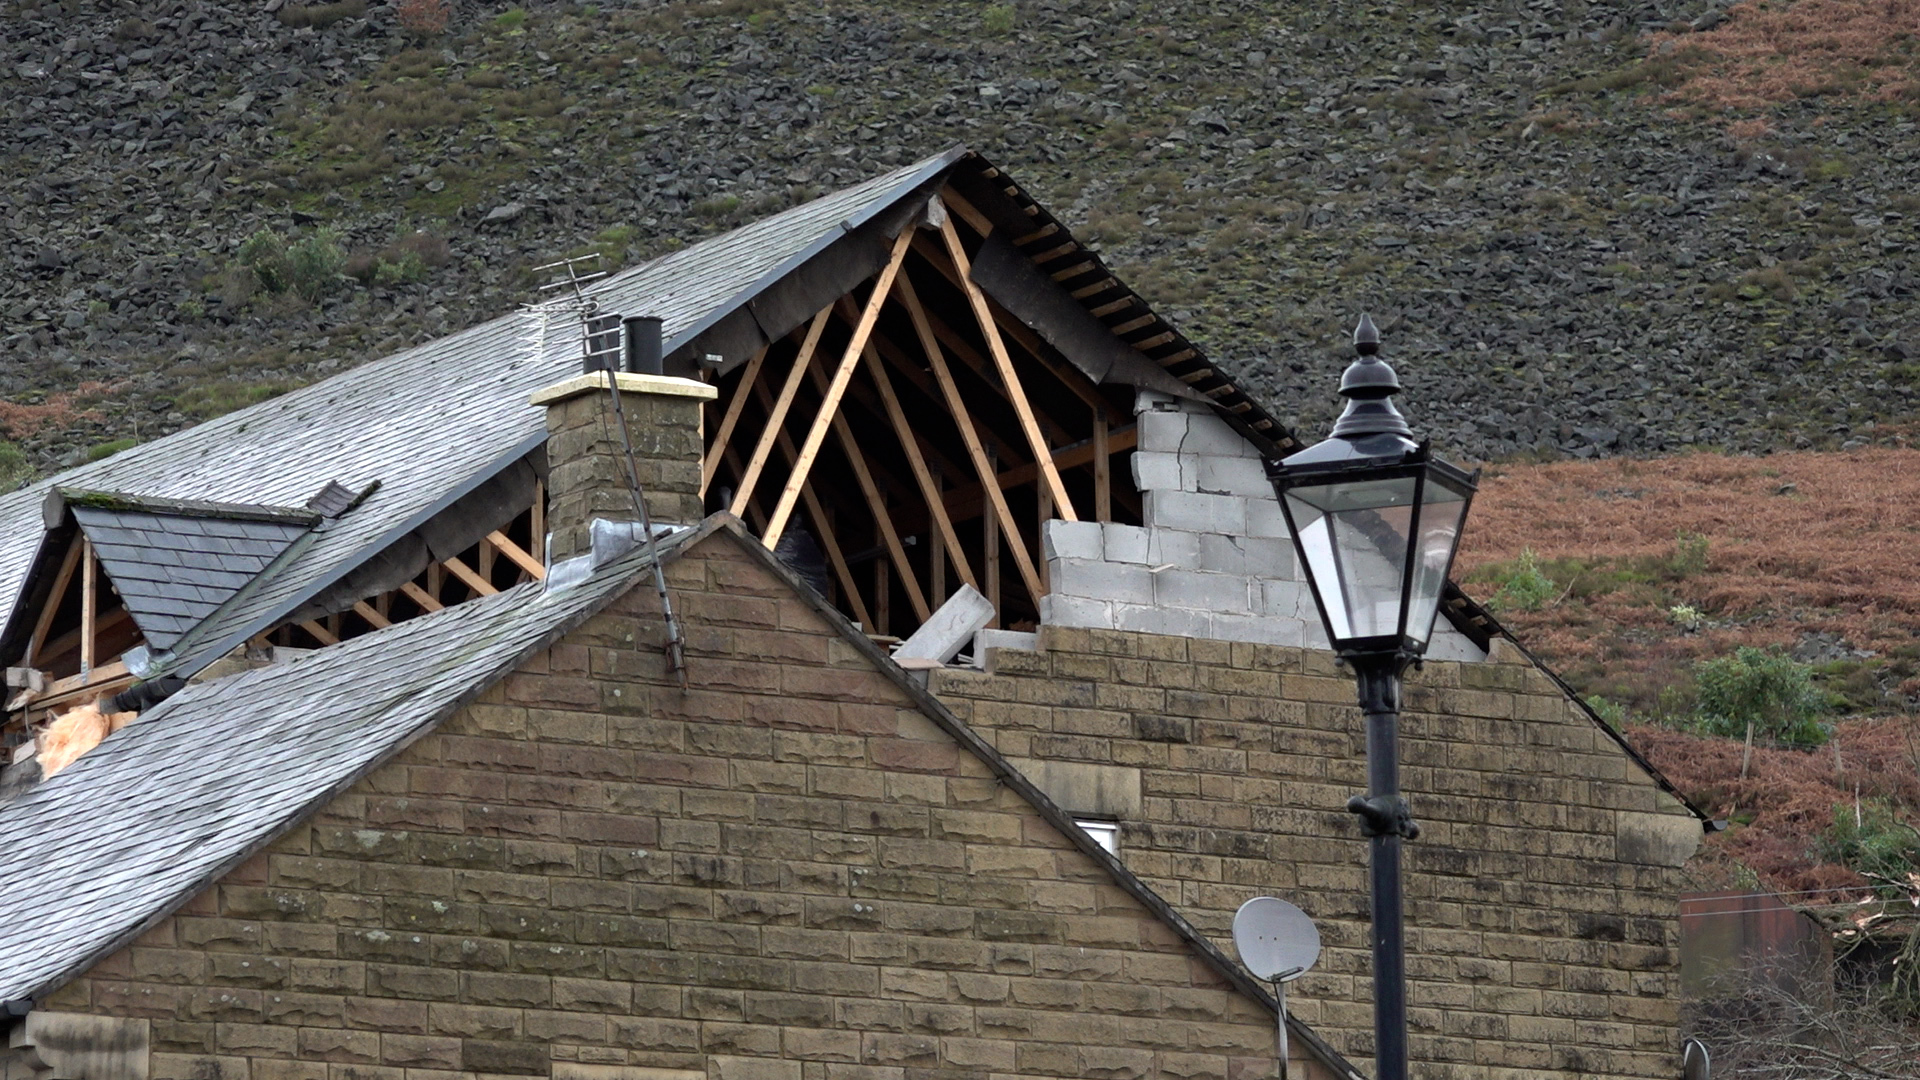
left=1039, top=393, right=1484, bottom=662
left=927, top=627, right=1702, bottom=1080
left=40, top=533, right=1338, bottom=1080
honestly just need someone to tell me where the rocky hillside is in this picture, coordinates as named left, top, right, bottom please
left=4, top=0, right=1919, bottom=480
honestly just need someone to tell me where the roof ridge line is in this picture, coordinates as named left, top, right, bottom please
left=49, top=488, right=320, bottom=527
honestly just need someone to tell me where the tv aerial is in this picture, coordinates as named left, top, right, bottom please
left=1232, top=897, right=1321, bottom=1080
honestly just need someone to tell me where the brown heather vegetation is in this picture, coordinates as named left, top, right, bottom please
left=1457, top=446, right=1920, bottom=699
left=1456, top=448, right=1920, bottom=900
left=1654, top=0, right=1920, bottom=111
left=0, top=381, right=119, bottom=441
left=1632, top=719, right=1920, bottom=897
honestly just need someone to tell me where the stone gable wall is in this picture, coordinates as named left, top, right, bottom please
left=927, top=627, right=1701, bottom=1080
left=38, top=534, right=1336, bottom=1080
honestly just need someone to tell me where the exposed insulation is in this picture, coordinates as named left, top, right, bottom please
left=37, top=702, right=136, bottom=778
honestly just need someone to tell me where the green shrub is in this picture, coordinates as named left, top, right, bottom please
left=373, top=250, right=428, bottom=285
left=1487, top=548, right=1557, bottom=611
left=86, top=438, right=138, bottom=462
left=287, top=230, right=346, bottom=300
left=1693, top=646, right=1828, bottom=747
left=240, top=228, right=344, bottom=301
left=1584, top=694, right=1628, bottom=731
left=0, top=441, right=30, bottom=490
left=1816, top=799, right=1920, bottom=897
left=494, top=7, right=527, bottom=30
left=982, top=3, right=1015, bottom=34
left=1670, top=530, right=1710, bottom=576
left=239, top=229, right=292, bottom=294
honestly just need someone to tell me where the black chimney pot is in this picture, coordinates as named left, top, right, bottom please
left=624, top=316, right=663, bottom=375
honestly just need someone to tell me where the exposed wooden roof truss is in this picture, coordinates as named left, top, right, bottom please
left=699, top=184, right=1142, bottom=639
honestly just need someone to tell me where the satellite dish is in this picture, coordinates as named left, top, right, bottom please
left=1682, top=1038, right=1710, bottom=1080
left=1233, top=897, right=1321, bottom=983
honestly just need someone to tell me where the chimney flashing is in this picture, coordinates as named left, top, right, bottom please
left=529, top=370, right=717, bottom=408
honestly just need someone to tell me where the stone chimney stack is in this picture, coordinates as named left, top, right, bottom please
left=530, top=370, right=717, bottom=563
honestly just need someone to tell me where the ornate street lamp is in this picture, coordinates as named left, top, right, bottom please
left=1264, top=315, right=1478, bottom=1080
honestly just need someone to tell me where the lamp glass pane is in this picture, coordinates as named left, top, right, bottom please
left=1407, top=479, right=1469, bottom=646
left=1284, top=475, right=1419, bottom=644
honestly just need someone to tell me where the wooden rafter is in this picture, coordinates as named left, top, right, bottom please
left=530, top=480, right=545, bottom=564
left=36, top=607, right=132, bottom=670
left=733, top=306, right=832, bottom=520
left=859, top=317, right=1028, bottom=468
left=763, top=226, right=915, bottom=549
left=932, top=201, right=1077, bottom=521
left=1094, top=405, right=1112, bottom=524
left=79, top=538, right=95, bottom=677
left=803, top=362, right=931, bottom=623
left=862, top=341, right=977, bottom=592
left=907, top=230, right=1109, bottom=415
left=352, top=601, right=392, bottom=630
left=743, top=382, right=874, bottom=631
left=27, top=537, right=84, bottom=667
left=442, top=555, right=499, bottom=597
left=485, top=530, right=546, bottom=580
left=941, top=188, right=998, bottom=238
left=896, top=271, right=1045, bottom=606
left=919, top=308, right=1073, bottom=449
left=400, top=581, right=443, bottom=613
left=899, top=426, right=1140, bottom=534
left=701, top=343, right=770, bottom=496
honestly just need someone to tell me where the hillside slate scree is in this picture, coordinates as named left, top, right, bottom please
left=0, top=150, right=1707, bottom=1080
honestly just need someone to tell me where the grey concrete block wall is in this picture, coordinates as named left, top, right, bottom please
left=1037, top=391, right=1489, bottom=661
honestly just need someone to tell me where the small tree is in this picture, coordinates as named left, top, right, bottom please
left=1694, top=647, right=1828, bottom=769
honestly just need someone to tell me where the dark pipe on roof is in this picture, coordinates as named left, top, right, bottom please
left=624, top=316, right=663, bottom=375
left=105, top=676, right=186, bottom=715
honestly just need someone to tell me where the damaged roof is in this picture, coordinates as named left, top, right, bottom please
left=0, top=149, right=1300, bottom=677
left=0, top=527, right=688, bottom=1005
left=0, top=152, right=975, bottom=675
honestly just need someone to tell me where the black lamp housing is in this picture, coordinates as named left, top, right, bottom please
left=1266, top=315, right=1479, bottom=660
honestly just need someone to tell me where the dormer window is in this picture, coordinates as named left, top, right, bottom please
left=1, top=491, right=318, bottom=738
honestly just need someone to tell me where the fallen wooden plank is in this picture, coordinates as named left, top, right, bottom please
left=893, top=584, right=995, bottom=664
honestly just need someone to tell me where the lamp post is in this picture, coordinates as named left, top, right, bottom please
left=1264, top=315, right=1479, bottom=1080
